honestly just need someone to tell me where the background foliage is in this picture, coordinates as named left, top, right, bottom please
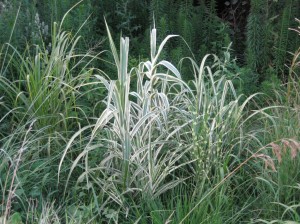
left=1, top=0, right=299, bottom=95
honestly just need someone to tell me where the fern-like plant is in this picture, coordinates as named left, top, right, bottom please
left=246, top=0, right=269, bottom=75
left=275, top=0, right=294, bottom=77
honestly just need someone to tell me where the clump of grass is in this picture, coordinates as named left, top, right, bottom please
left=59, top=22, right=192, bottom=221
left=0, top=4, right=102, bottom=222
left=232, top=20, right=300, bottom=222
left=57, top=20, right=273, bottom=222
left=0, top=22, right=89, bottom=136
left=0, top=121, right=35, bottom=223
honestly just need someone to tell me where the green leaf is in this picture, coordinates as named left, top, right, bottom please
left=9, top=212, right=23, bottom=224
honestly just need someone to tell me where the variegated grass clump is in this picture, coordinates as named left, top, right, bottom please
left=186, top=53, right=261, bottom=174
left=0, top=8, right=101, bottom=222
left=59, top=22, right=265, bottom=221
left=60, top=24, right=194, bottom=215
left=0, top=1, right=98, bottom=141
left=0, top=20, right=98, bottom=153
